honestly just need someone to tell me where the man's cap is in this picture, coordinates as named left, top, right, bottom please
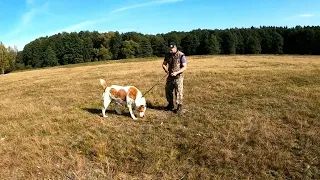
left=169, top=42, right=177, bottom=49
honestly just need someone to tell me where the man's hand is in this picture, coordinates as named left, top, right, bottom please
left=172, top=63, right=187, bottom=76
left=171, top=71, right=179, bottom=76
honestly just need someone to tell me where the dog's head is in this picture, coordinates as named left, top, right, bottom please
left=135, top=97, right=147, bottom=118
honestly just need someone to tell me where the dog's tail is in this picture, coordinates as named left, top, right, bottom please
left=99, top=79, right=108, bottom=91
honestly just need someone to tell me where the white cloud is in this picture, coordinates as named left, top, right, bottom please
left=284, top=13, right=316, bottom=20
left=26, top=0, right=35, bottom=5
left=299, top=14, right=314, bottom=17
left=7, top=1, right=49, bottom=37
left=22, top=8, right=37, bottom=25
left=23, top=2, right=49, bottom=25
left=61, top=19, right=108, bottom=32
left=110, top=0, right=184, bottom=14
left=41, top=17, right=111, bottom=37
left=101, top=28, right=137, bottom=33
left=61, top=20, right=99, bottom=32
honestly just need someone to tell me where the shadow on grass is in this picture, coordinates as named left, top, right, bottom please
left=146, top=101, right=187, bottom=116
left=82, top=100, right=167, bottom=118
left=82, top=108, right=102, bottom=115
left=82, top=107, right=131, bottom=117
left=146, top=100, right=165, bottom=111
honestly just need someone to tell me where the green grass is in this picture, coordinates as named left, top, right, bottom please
left=0, top=55, right=319, bottom=179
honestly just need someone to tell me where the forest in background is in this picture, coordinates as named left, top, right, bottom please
left=1, top=25, right=320, bottom=74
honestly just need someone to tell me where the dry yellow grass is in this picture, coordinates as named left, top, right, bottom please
left=0, top=55, right=319, bottom=179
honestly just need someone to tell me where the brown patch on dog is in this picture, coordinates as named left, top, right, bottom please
left=128, top=87, right=138, bottom=100
left=110, top=88, right=127, bottom=101
left=109, top=88, right=117, bottom=97
left=138, top=105, right=145, bottom=112
left=118, top=89, right=127, bottom=101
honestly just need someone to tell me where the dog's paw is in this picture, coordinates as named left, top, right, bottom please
left=132, top=117, right=138, bottom=120
left=103, top=115, right=108, bottom=118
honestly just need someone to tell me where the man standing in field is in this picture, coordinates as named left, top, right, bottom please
left=162, top=42, right=187, bottom=114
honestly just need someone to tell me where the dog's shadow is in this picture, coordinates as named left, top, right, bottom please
left=82, top=101, right=165, bottom=117
left=82, top=107, right=131, bottom=117
left=82, top=108, right=103, bottom=115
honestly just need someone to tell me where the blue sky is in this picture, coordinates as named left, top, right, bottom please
left=0, top=0, right=319, bottom=50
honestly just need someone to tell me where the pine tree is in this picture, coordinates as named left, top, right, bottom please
left=181, top=34, right=200, bottom=55
left=221, top=31, right=237, bottom=54
left=150, top=35, right=167, bottom=57
left=271, top=31, right=284, bottom=54
left=313, top=29, right=320, bottom=54
left=260, top=29, right=272, bottom=54
left=246, top=35, right=261, bottom=54
left=235, top=30, right=244, bottom=54
left=138, top=38, right=153, bottom=58
left=305, top=28, right=316, bottom=54
left=43, top=46, right=58, bottom=67
left=109, top=32, right=122, bottom=59
left=82, top=37, right=94, bottom=62
left=30, top=39, right=43, bottom=68
left=208, top=34, right=220, bottom=54
left=196, top=30, right=210, bottom=55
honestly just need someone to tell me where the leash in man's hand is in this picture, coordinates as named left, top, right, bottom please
left=142, top=74, right=168, bottom=97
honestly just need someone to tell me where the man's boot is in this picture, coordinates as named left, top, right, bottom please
left=164, top=102, right=174, bottom=111
left=176, top=104, right=182, bottom=114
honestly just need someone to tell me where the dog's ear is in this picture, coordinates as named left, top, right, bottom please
left=138, top=105, right=145, bottom=112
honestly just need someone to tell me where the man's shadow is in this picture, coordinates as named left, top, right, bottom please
left=146, top=101, right=179, bottom=114
left=146, top=100, right=165, bottom=111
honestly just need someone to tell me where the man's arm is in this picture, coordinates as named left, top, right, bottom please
left=178, top=63, right=187, bottom=74
left=162, top=58, right=169, bottom=74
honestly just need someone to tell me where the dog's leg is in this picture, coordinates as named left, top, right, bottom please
left=102, top=97, right=111, bottom=118
left=114, top=102, right=122, bottom=115
left=127, top=104, right=137, bottom=120
left=102, top=107, right=107, bottom=118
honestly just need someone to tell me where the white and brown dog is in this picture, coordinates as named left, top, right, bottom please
left=99, top=79, right=147, bottom=120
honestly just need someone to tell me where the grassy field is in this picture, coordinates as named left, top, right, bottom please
left=0, top=55, right=319, bottom=179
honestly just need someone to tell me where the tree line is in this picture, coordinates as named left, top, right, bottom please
left=1, top=25, right=320, bottom=74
